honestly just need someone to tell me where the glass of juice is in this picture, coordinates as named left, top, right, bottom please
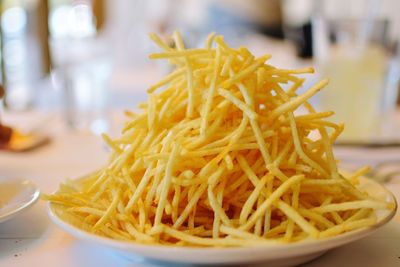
left=312, top=1, right=399, bottom=143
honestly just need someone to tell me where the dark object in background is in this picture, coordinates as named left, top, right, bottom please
left=0, top=124, right=12, bottom=145
left=37, top=0, right=51, bottom=75
left=207, top=1, right=312, bottom=58
left=0, top=84, right=12, bottom=145
left=284, top=21, right=313, bottom=58
left=0, top=84, right=4, bottom=99
left=93, top=0, right=106, bottom=32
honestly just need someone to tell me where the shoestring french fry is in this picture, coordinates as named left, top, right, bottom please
left=44, top=32, right=395, bottom=247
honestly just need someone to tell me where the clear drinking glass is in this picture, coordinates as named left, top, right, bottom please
left=312, top=0, right=399, bottom=143
left=51, top=38, right=112, bottom=135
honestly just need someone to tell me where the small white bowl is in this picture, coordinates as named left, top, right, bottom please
left=0, top=178, right=40, bottom=223
left=48, top=177, right=396, bottom=266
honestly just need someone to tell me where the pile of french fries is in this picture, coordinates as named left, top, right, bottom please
left=45, top=32, right=394, bottom=247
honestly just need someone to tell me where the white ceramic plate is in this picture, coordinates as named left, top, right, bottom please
left=48, top=177, right=397, bottom=266
left=0, top=178, right=40, bottom=223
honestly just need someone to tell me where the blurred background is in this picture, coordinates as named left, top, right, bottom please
left=0, top=0, right=399, bottom=143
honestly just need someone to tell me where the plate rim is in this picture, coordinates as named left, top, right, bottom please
left=0, top=179, right=40, bottom=223
left=47, top=176, right=397, bottom=263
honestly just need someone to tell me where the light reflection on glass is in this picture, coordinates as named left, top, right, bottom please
left=69, top=3, right=96, bottom=38
left=49, top=2, right=96, bottom=39
left=49, top=5, right=71, bottom=38
left=1, top=6, right=27, bottom=36
left=1, top=4, right=31, bottom=110
left=5, top=82, right=32, bottom=110
left=3, top=39, right=26, bottom=70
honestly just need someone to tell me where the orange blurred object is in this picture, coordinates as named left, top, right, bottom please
left=0, top=127, right=49, bottom=152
